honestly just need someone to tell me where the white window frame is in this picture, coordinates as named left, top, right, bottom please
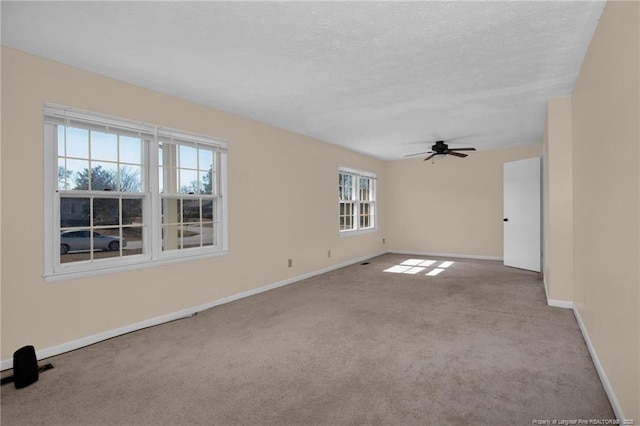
left=43, top=104, right=228, bottom=282
left=338, top=167, right=377, bottom=236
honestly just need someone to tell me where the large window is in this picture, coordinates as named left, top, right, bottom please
left=44, top=104, right=228, bottom=281
left=338, top=168, right=376, bottom=234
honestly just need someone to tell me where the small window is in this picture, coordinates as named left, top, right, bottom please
left=44, top=104, right=228, bottom=281
left=338, top=168, right=376, bottom=234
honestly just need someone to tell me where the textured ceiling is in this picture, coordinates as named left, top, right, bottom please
left=1, top=1, right=605, bottom=160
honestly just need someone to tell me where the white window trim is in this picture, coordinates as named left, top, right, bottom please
left=43, top=103, right=228, bottom=282
left=338, top=166, right=377, bottom=236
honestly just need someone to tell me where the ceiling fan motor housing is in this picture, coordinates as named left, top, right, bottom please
left=432, top=141, right=448, bottom=153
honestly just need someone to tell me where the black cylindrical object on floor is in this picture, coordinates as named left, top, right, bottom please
left=13, top=346, right=39, bottom=389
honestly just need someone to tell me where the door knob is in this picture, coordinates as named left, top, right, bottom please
left=503, top=218, right=509, bottom=222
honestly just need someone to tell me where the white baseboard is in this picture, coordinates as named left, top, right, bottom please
left=543, top=276, right=574, bottom=309
left=572, top=306, right=626, bottom=422
left=388, top=250, right=503, bottom=261
left=541, top=273, right=622, bottom=417
left=547, top=299, right=574, bottom=309
left=543, top=276, right=549, bottom=300
left=1, top=251, right=385, bottom=371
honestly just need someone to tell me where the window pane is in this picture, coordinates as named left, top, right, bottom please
left=119, top=166, right=142, bottom=192
left=360, top=178, right=370, bottom=200
left=122, top=226, right=143, bottom=257
left=179, top=145, right=198, bottom=169
left=202, top=223, right=215, bottom=247
left=60, top=197, right=90, bottom=227
left=90, top=163, right=118, bottom=191
left=93, top=228, right=122, bottom=258
left=66, top=159, right=90, bottom=190
left=344, top=216, right=352, bottom=229
left=91, top=131, right=118, bottom=162
left=66, top=127, right=89, bottom=159
left=182, top=224, right=202, bottom=249
left=199, top=149, right=213, bottom=171
left=202, top=200, right=214, bottom=221
left=120, top=136, right=142, bottom=165
left=182, top=199, right=200, bottom=224
left=93, top=198, right=120, bottom=226
left=60, top=228, right=93, bottom=262
left=179, top=169, right=198, bottom=194
left=360, top=204, right=369, bottom=228
left=343, top=175, right=353, bottom=200
left=200, top=170, right=214, bottom=194
left=58, top=159, right=72, bottom=190
left=122, top=198, right=142, bottom=225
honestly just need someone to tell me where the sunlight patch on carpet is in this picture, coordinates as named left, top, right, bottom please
left=384, top=259, right=454, bottom=276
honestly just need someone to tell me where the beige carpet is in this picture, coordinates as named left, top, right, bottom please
left=1, top=254, right=613, bottom=425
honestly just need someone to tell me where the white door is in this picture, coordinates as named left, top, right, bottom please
left=503, top=157, right=541, bottom=272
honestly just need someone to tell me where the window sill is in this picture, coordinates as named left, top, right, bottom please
left=44, top=250, right=229, bottom=283
left=339, top=227, right=377, bottom=238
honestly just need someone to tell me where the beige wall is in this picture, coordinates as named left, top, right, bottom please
left=386, top=144, right=541, bottom=258
left=543, top=96, right=574, bottom=302
left=0, top=47, right=387, bottom=360
left=571, top=0, right=639, bottom=419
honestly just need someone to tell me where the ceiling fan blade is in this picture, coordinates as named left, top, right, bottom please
left=447, top=151, right=468, bottom=158
left=423, top=153, right=437, bottom=161
left=449, top=147, right=476, bottom=151
left=405, top=151, right=432, bottom=157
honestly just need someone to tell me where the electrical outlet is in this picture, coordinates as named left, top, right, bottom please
left=328, top=250, right=331, bottom=258
left=288, top=259, right=293, bottom=268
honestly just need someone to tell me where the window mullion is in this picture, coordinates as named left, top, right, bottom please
left=219, top=152, right=227, bottom=250
left=89, top=194, right=94, bottom=260
left=354, top=175, right=360, bottom=231
left=88, top=130, right=92, bottom=192
left=148, top=136, right=160, bottom=261
left=118, top=197, right=123, bottom=257
left=116, top=134, right=121, bottom=192
left=371, top=180, right=376, bottom=228
left=216, top=151, right=221, bottom=196
left=53, top=192, right=61, bottom=269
